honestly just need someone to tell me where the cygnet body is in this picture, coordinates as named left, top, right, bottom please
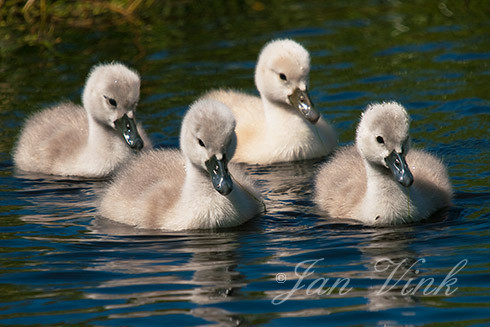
left=13, top=62, right=151, bottom=178
left=98, top=99, right=263, bottom=230
left=314, top=102, right=452, bottom=225
left=205, top=39, right=336, bottom=164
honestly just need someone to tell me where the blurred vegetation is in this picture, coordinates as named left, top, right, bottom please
left=0, top=0, right=283, bottom=57
left=1, top=0, right=488, bottom=58
left=1, top=0, right=141, bottom=54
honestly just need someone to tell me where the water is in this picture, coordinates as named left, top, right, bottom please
left=1, top=1, right=489, bottom=325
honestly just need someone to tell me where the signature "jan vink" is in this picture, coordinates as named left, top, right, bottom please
left=272, top=258, right=468, bottom=305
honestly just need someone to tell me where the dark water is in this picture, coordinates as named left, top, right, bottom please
left=1, top=1, right=489, bottom=326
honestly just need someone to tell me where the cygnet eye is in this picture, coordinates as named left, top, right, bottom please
left=198, top=138, right=205, bottom=147
left=376, top=136, right=385, bottom=144
left=109, top=98, right=117, bottom=107
left=104, top=95, right=117, bottom=107
left=279, top=73, right=287, bottom=81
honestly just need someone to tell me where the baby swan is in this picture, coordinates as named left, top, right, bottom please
left=314, top=102, right=452, bottom=225
left=99, top=99, right=263, bottom=231
left=205, top=39, right=336, bottom=164
left=13, top=62, right=151, bottom=178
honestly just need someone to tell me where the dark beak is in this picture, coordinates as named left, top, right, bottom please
left=114, top=114, right=144, bottom=150
left=288, top=88, right=320, bottom=124
left=385, top=150, right=414, bottom=187
left=205, top=154, right=233, bottom=195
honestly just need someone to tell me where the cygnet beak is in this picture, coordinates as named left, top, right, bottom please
left=114, top=114, right=144, bottom=150
left=205, top=154, right=233, bottom=195
left=288, top=88, right=320, bottom=124
left=385, top=150, right=414, bottom=187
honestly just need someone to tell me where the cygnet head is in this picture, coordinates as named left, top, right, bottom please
left=356, top=102, right=414, bottom=187
left=254, top=39, right=320, bottom=124
left=180, top=99, right=238, bottom=195
left=82, top=62, right=144, bottom=150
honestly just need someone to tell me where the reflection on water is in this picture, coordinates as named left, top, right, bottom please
left=244, top=159, right=321, bottom=215
left=1, top=151, right=488, bottom=325
left=0, top=0, right=489, bottom=325
left=83, top=230, right=245, bottom=324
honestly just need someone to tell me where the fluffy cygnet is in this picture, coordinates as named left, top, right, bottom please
left=205, top=39, right=336, bottom=164
left=98, top=98, right=264, bottom=230
left=13, top=62, right=151, bottom=178
left=314, top=102, right=452, bottom=225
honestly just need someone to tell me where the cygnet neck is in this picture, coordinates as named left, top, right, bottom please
left=182, top=157, right=215, bottom=198
left=364, top=158, right=406, bottom=196
left=262, top=96, right=312, bottom=137
left=263, top=96, right=302, bottom=120
left=361, top=157, right=413, bottom=224
left=86, top=114, right=115, bottom=152
left=83, top=110, right=130, bottom=169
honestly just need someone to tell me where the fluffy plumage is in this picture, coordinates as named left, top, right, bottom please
left=99, top=99, right=263, bottom=230
left=314, top=102, right=452, bottom=225
left=13, top=62, right=151, bottom=178
left=205, top=39, right=336, bottom=164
